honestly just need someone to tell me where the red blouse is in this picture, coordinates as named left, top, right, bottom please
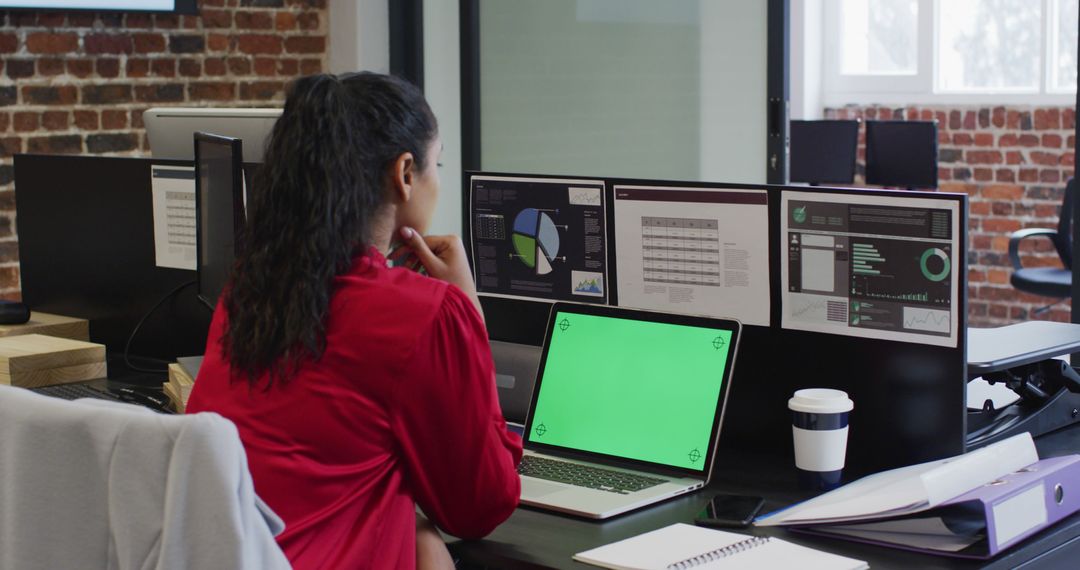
left=186, top=250, right=522, bottom=570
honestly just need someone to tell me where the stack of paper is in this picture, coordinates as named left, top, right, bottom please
left=0, top=334, right=106, bottom=388
left=164, top=362, right=195, bottom=413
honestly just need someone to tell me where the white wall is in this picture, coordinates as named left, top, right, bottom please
left=790, top=0, right=824, bottom=120
left=328, top=0, right=389, bottom=74
left=699, top=1, right=768, bottom=183
left=423, top=0, right=463, bottom=236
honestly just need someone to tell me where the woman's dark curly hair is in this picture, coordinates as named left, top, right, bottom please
left=223, top=72, right=438, bottom=387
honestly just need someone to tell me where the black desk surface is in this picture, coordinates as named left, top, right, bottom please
left=449, top=427, right=1080, bottom=569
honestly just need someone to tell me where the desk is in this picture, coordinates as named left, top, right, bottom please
left=450, top=426, right=1080, bottom=569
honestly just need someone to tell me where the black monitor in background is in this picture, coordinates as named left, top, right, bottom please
left=194, top=132, right=245, bottom=310
left=15, top=154, right=211, bottom=361
left=789, top=120, right=859, bottom=185
left=864, top=120, right=939, bottom=189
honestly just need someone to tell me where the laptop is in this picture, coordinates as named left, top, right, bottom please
left=518, top=303, right=741, bottom=519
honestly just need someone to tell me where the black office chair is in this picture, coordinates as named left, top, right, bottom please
left=1009, top=178, right=1074, bottom=306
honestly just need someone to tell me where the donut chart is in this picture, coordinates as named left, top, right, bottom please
left=512, top=208, right=560, bottom=275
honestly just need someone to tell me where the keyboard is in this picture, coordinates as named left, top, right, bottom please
left=30, top=383, right=123, bottom=402
left=518, top=455, right=667, bottom=494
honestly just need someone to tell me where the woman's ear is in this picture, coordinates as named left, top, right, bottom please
left=390, top=151, right=417, bottom=203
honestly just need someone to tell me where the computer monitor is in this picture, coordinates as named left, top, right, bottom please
left=611, top=182, right=770, bottom=327
left=789, top=120, right=859, bottom=185
left=469, top=174, right=610, bottom=305
left=145, top=107, right=281, bottom=163
left=780, top=188, right=962, bottom=348
left=864, top=120, right=939, bottom=189
left=195, top=133, right=245, bottom=309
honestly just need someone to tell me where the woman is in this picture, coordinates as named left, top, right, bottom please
left=186, top=72, right=522, bottom=570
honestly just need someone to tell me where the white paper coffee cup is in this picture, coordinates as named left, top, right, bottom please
left=789, top=388, right=853, bottom=490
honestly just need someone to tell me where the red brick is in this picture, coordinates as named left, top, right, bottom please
left=0, top=33, right=17, bottom=54
left=995, top=169, right=1015, bottom=182
left=982, top=219, right=1022, bottom=233
left=953, top=133, right=973, bottom=145
left=68, top=13, right=95, bottom=27
left=1041, top=134, right=1062, bottom=148
left=254, top=57, right=276, bottom=76
left=239, top=80, right=285, bottom=100
left=974, top=133, right=993, bottom=147
left=73, top=110, right=98, bottom=130
left=1030, top=151, right=1060, bottom=166
left=14, top=112, right=40, bottom=132
left=178, top=58, right=202, bottom=77
left=285, top=36, right=321, bottom=53
left=1019, top=168, right=1040, bottom=182
left=1034, top=108, right=1060, bottom=130
left=66, top=59, right=93, bottom=78
left=237, top=34, right=282, bottom=55
left=97, top=59, right=120, bottom=78
left=101, top=110, right=126, bottom=129
left=967, top=150, right=1004, bottom=164
left=41, top=111, right=68, bottom=131
left=84, top=33, right=133, bottom=55
left=0, top=112, right=8, bottom=132
left=987, top=269, right=1009, bottom=285
left=189, top=82, right=235, bottom=100
left=973, top=168, right=993, bottom=181
left=963, top=111, right=976, bottom=130
left=25, top=32, right=78, bottom=54
left=999, top=133, right=1019, bottom=147
left=133, top=33, right=166, bottom=53
left=276, top=12, right=297, bottom=31
left=1018, top=134, right=1039, bottom=147
left=151, top=59, right=176, bottom=77
left=154, top=14, right=179, bottom=29
left=277, top=58, right=299, bottom=76
left=1007, top=110, right=1021, bottom=129
left=298, top=12, right=320, bottom=31
left=38, top=58, right=64, bottom=76
left=0, top=137, right=21, bottom=157
left=982, top=184, right=1024, bottom=200
left=126, top=58, right=150, bottom=77
left=236, top=11, right=274, bottom=30
left=201, top=10, right=232, bottom=29
left=1041, top=169, right=1062, bottom=183
left=126, top=14, right=153, bottom=29
left=205, top=57, right=227, bottom=76
left=207, top=34, right=230, bottom=52
left=970, top=201, right=991, bottom=216
left=300, top=58, right=322, bottom=75
left=22, top=86, right=77, bottom=105
left=1005, top=151, right=1024, bottom=165
left=228, top=57, right=251, bottom=75
left=1064, top=108, right=1075, bottom=129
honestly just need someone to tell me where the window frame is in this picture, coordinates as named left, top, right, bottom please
left=821, top=0, right=1076, bottom=106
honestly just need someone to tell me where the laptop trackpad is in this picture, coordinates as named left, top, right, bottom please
left=521, top=478, right=566, bottom=499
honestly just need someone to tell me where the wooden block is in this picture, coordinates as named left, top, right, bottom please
left=0, top=361, right=108, bottom=388
left=0, top=312, right=89, bottom=341
left=0, top=334, right=105, bottom=373
left=163, top=381, right=185, bottom=414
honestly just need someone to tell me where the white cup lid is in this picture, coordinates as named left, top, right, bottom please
left=788, top=388, right=854, bottom=414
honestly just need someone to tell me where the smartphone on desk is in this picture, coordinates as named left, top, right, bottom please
left=694, top=494, right=765, bottom=529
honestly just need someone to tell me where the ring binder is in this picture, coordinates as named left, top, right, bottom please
left=667, top=536, right=771, bottom=569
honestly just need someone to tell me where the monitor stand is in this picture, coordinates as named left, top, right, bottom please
left=967, top=322, right=1080, bottom=448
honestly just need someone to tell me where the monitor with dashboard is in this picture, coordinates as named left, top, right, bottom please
left=464, top=170, right=968, bottom=474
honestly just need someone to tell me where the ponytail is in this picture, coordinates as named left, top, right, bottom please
left=223, top=72, right=438, bottom=387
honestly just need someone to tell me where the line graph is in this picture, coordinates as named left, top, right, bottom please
left=902, top=307, right=950, bottom=334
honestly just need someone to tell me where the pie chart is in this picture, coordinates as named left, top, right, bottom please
left=512, top=208, right=560, bottom=275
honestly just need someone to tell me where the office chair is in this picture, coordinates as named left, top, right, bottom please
left=0, top=386, right=290, bottom=570
left=1009, top=178, right=1075, bottom=310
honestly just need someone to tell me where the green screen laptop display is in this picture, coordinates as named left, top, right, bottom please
left=526, top=310, right=733, bottom=472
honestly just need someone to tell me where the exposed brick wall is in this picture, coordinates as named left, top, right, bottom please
left=0, top=0, right=329, bottom=298
left=825, top=104, right=1076, bottom=327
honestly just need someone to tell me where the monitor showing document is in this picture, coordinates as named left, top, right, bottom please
left=780, top=190, right=961, bottom=347
left=613, top=185, right=770, bottom=327
left=470, top=175, right=609, bottom=304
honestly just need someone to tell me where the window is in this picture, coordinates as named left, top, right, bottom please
left=823, top=0, right=1078, bottom=104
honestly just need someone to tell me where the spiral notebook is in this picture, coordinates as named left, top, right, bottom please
left=573, top=523, right=868, bottom=570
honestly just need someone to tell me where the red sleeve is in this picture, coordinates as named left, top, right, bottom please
left=390, top=284, right=522, bottom=539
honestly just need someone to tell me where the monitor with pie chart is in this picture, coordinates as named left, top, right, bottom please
left=469, top=175, right=608, bottom=304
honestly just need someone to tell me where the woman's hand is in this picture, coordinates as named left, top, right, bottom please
left=396, top=227, right=484, bottom=320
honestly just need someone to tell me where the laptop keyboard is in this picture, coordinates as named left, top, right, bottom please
left=518, top=455, right=668, bottom=494
left=29, top=383, right=122, bottom=402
